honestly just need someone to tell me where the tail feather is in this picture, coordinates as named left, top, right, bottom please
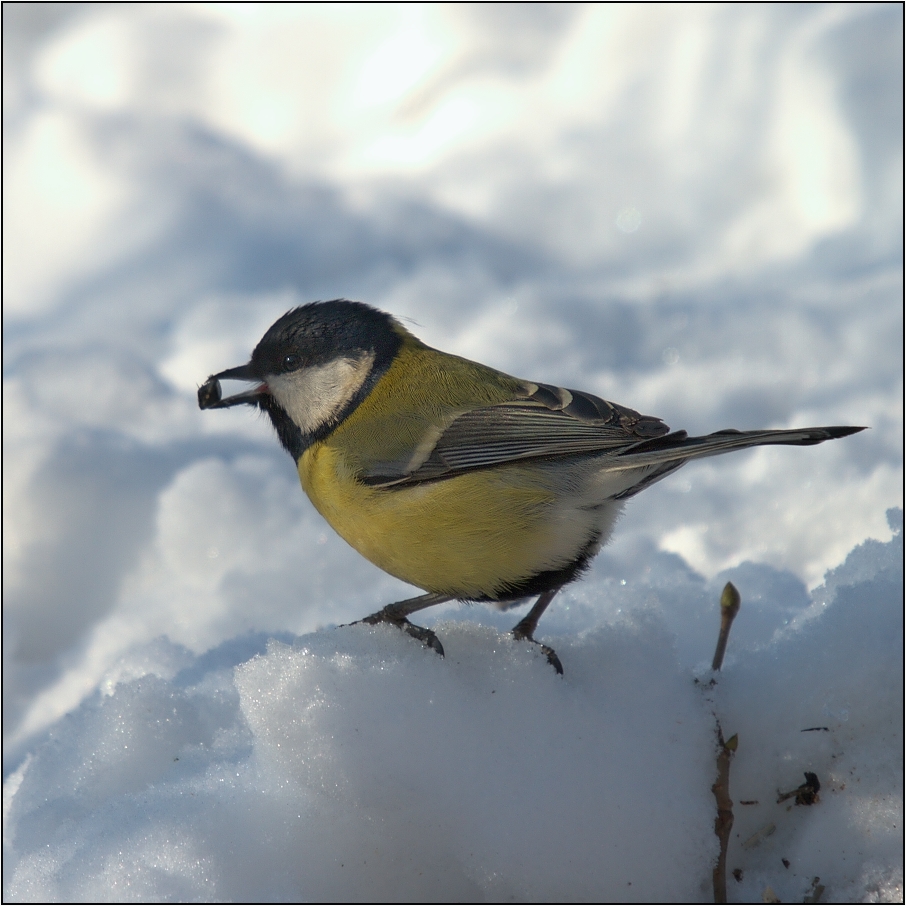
left=613, top=425, right=866, bottom=470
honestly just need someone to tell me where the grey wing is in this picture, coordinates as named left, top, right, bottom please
left=361, top=381, right=671, bottom=487
left=360, top=377, right=866, bottom=491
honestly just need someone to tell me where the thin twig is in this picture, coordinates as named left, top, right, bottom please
left=712, top=727, right=738, bottom=904
left=711, top=582, right=741, bottom=671
left=710, top=584, right=741, bottom=903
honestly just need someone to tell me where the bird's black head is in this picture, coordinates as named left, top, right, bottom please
left=248, top=300, right=400, bottom=378
left=198, top=299, right=404, bottom=459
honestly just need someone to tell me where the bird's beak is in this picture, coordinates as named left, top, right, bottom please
left=198, top=363, right=268, bottom=409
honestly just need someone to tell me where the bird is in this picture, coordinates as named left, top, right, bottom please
left=198, top=299, right=864, bottom=673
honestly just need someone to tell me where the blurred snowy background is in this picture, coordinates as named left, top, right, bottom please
left=3, top=4, right=903, bottom=902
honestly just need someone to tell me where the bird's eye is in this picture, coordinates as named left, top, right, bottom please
left=282, top=354, right=301, bottom=372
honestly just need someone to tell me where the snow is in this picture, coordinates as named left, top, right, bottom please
left=3, top=5, right=903, bottom=902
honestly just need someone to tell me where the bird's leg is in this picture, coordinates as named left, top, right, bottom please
left=511, top=589, right=563, bottom=674
left=357, top=592, right=453, bottom=657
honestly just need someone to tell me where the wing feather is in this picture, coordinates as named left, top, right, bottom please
left=361, top=381, right=670, bottom=487
left=357, top=371, right=863, bottom=490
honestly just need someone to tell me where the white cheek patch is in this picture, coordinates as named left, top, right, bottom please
left=266, top=353, right=375, bottom=435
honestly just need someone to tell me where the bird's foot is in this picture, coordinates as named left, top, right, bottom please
left=357, top=612, right=445, bottom=658
left=512, top=628, right=563, bottom=675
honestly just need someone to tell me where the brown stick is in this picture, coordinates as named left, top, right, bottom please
left=712, top=728, right=738, bottom=903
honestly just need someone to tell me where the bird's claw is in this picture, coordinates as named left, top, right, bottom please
left=354, top=614, right=445, bottom=658
left=397, top=620, right=445, bottom=657
left=512, top=630, right=563, bottom=675
left=538, top=643, right=564, bottom=675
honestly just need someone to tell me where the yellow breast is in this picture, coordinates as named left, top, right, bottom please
left=298, top=443, right=571, bottom=598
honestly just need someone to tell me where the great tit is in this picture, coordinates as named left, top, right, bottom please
left=198, top=299, right=864, bottom=672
